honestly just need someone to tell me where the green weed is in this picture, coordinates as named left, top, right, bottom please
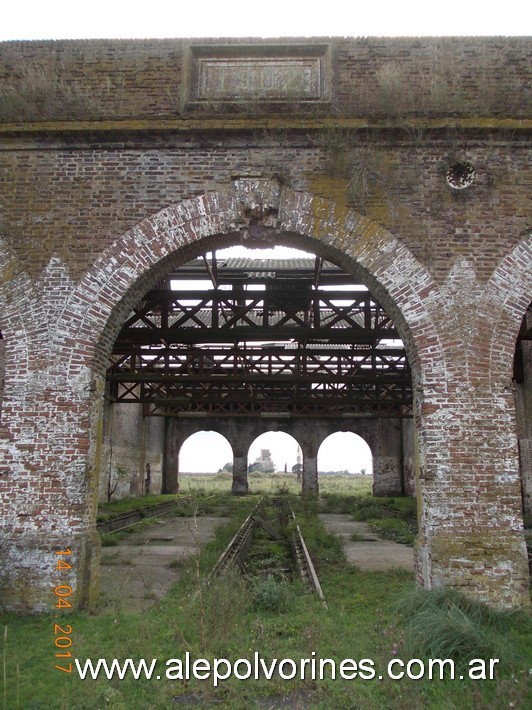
left=396, top=586, right=531, bottom=669
left=366, top=518, right=416, bottom=546
left=252, top=575, right=288, bottom=613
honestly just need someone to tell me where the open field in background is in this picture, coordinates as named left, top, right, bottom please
left=2, top=479, right=531, bottom=709
left=179, top=472, right=374, bottom=497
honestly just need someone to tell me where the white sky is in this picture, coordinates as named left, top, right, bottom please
left=179, top=430, right=373, bottom=474
left=0, top=1, right=529, bottom=41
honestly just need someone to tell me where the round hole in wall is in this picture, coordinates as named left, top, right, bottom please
left=446, top=161, right=475, bottom=190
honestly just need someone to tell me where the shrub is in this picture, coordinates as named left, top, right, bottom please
left=252, top=574, right=287, bottom=612
left=351, top=504, right=387, bottom=522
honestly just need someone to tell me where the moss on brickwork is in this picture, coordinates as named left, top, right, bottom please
left=430, top=532, right=530, bottom=608
left=306, top=173, right=350, bottom=210
left=0, top=39, right=530, bottom=613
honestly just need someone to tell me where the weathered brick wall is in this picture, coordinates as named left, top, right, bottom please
left=0, top=137, right=529, bottom=285
left=0, top=39, right=529, bottom=286
left=0, top=37, right=528, bottom=120
left=0, top=38, right=530, bottom=611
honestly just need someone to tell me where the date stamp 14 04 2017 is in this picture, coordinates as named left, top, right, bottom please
left=53, top=548, right=74, bottom=673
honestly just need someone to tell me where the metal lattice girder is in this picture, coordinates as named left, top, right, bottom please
left=109, top=377, right=413, bottom=418
left=141, top=398, right=413, bottom=418
left=114, top=289, right=398, bottom=346
left=108, top=344, right=409, bottom=380
left=107, top=257, right=412, bottom=417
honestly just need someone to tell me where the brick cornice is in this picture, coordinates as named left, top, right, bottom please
left=0, top=116, right=530, bottom=135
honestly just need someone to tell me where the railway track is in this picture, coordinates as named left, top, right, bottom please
left=96, top=496, right=193, bottom=535
left=208, top=497, right=327, bottom=608
left=207, top=498, right=262, bottom=581
left=289, top=513, right=328, bottom=609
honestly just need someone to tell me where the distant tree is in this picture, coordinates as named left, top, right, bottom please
left=360, top=468, right=366, bottom=475
left=222, top=462, right=233, bottom=473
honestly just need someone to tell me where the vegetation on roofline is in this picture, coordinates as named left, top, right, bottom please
left=0, top=55, right=528, bottom=123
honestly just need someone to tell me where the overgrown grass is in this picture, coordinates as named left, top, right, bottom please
left=365, top=518, right=416, bottom=546
left=396, top=586, right=531, bottom=670
left=320, top=492, right=372, bottom=514
left=178, top=472, right=373, bottom=498
left=346, top=496, right=418, bottom=545
left=97, top=494, right=183, bottom=521
left=1, top=488, right=530, bottom=709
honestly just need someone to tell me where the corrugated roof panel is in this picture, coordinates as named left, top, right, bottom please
left=180, top=257, right=341, bottom=272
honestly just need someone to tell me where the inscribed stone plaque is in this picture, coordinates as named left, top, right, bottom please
left=187, top=45, right=331, bottom=104
left=197, top=57, right=322, bottom=101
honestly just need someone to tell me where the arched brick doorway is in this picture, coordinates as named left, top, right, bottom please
left=0, top=180, right=529, bottom=610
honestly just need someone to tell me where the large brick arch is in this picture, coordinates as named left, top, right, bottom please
left=61, top=179, right=446, bottom=391
left=2, top=179, right=529, bottom=612
left=57, top=178, right=472, bottom=599
left=58, top=178, right=453, bottom=598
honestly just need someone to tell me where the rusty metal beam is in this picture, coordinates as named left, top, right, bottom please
left=107, top=259, right=412, bottom=418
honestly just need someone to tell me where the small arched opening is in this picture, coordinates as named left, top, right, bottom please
left=178, top=431, right=233, bottom=494
left=248, top=431, right=302, bottom=494
left=317, top=432, right=373, bottom=495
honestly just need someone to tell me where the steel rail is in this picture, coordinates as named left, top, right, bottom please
left=96, top=496, right=193, bottom=535
left=207, top=497, right=327, bottom=608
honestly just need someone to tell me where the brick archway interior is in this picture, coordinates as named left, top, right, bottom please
left=0, top=179, right=529, bottom=611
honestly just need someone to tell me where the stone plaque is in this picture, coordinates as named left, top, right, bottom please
left=197, top=57, right=322, bottom=101
left=187, top=45, right=331, bottom=103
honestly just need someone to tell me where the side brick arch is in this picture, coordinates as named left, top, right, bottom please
left=480, top=234, right=532, bottom=386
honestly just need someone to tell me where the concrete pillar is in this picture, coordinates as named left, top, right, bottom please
left=99, top=395, right=165, bottom=502
left=221, top=418, right=257, bottom=495
left=288, top=419, right=320, bottom=495
left=302, top=453, right=319, bottom=494
left=232, top=453, right=248, bottom=495
left=372, top=419, right=403, bottom=497
left=163, top=418, right=179, bottom=493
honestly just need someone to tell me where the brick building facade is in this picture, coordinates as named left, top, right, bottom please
left=0, top=37, right=530, bottom=610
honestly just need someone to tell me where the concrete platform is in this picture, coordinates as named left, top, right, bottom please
left=98, top=515, right=228, bottom=614
left=318, top=514, right=414, bottom=572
